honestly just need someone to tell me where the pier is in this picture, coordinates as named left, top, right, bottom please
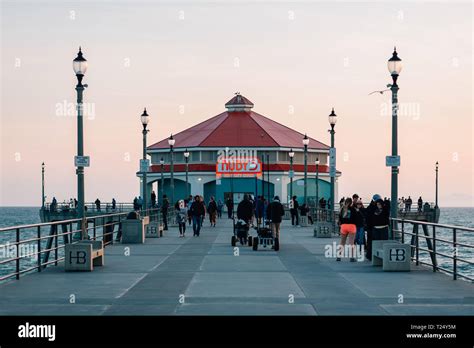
left=0, top=218, right=472, bottom=315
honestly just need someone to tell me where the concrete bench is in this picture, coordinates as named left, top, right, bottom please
left=313, top=221, right=333, bottom=238
left=146, top=222, right=164, bottom=238
left=121, top=216, right=150, bottom=244
left=372, top=240, right=411, bottom=271
left=65, top=240, right=104, bottom=272
left=300, top=215, right=308, bottom=227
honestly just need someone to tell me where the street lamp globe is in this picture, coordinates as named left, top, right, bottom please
left=289, top=148, right=295, bottom=158
left=328, top=108, right=337, bottom=127
left=388, top=47, right=402, bottom=76
left=168, top=134, right=175, bottom=147
left=141, top=108, right=150, bottom=127
left=302, top=134, right=310, bottom=146
left=184, top=149, right=190, bottom=158
left=73, top=47, right=88, bottom=76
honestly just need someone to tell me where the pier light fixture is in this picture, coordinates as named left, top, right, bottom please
left=168, top=134, right=175, bottom=147
left=303, top=134, right=309, bottom=206
left=289, top=148, right=294, bottom=204
left=184, top=149, right=190, bottom=197
left=302, top=134, right=310, bottom=146
left=141, top=108, right=150, bottom=212
left=141, top=108, right=150, bottom=128
left=328, top=108, right=337, bottom=224
left=388, top=47, right=403, bottom=77
left=388, top=47, right=402, bottom=238
left=72, top=47, right=88, bottom=240
left=168, top=134, right=175, bottom=205
left=328, top=108, right=337, bottom=128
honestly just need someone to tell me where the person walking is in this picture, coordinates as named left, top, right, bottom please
left=290, top=195, right=299, bottom=226
left=161, top=195, right=169, bottom=231
left=354, top=199, right=366, bottom=252
left=151, top=191, right=157, bottom=208
left=405, top=196, right=412, bottom=212
left=237, top=194, right=254, bottom=225
left=138, top=196, right=143, bottom=211
left=371, top=198, right=390, bottom=241
left=337, top=197, right=357, bottom=262
left=364, top=194, right=381, bottom=261
left=133, top=197, right=139, bottom=211
left=207, top=196, right=218, bottom=227
left=417, top=196, right=423, bottom=212
left=95, top=198, right=101, bottom=212
left=217, top=199, right=224, bottom=218
left=266, top=196, right=285, bottom=249
left=299, top=203, right=313, bottom=224
left=176, top=200, right=188, bottom=237
left=112, top=198, right=116, bottom=210
left=189, top=195, right=205, bottom=236
left=256, top=195, right=265, bottom=225
left=226, top=197, right=234, bottom=219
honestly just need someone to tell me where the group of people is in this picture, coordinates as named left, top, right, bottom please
left=398, top=196, right=426, bottom=213
left=336, top=193, right=390, bottom=261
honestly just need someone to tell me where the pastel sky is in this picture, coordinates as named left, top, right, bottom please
left=0, top=1, right=472, bottom=207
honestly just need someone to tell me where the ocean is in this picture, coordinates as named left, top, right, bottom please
left=0, top=206, right=473, bottom=280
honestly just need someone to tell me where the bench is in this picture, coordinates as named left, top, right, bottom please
left=65, top=240, right=104, bottom=272
left=299, top=215, right=308, bottom=227
left=372, top=240, right=411, bottom=271
left=121, top=216, right=150, bottom=244
left=313, top=221, right=334, bottom=238
left=146, top=222, right=164, bottom=238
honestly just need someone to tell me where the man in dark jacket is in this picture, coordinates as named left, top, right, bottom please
left=237, top=194, right=254, bottom=224
left=290, top=196, right=299, bottom=226
left=365, top=194, right=382, bottom=260
left=266, top=196, right=285, bottom=242
left=226, top=197, right=234, bottom=219
left=189, top=195, right=205, bottom=236
left=161, top=195, right=170, bottom=230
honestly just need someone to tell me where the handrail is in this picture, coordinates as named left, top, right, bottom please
left=391, top=217, right=473, bottom=282
left=0, top=208, right=161, bottom=282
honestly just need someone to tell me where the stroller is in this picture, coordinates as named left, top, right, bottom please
left=231, top=219, right=253, bottom=247
left=252, top=219, right=279, bottom=251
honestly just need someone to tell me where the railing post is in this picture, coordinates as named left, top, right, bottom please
left=415, top=223, right=419, bottom=266
left=93, top=218, right=97, bottom=240
left=432, top=225, right=436, bottom=272
left=453, top=228, right=457, bottom=280
left=16, top=228, right=20, bottom=280
left=401, top=220, right=404, bottom=244
left=37, top=225, right=41, bottom=272
left=54, top=226, right=58, bottom=266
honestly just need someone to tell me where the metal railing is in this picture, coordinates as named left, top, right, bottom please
left=0, top=208, right=161, bottom=282
left=391, top=218, right=474, bottom=282
left=43, top=202, right=135, bottom=214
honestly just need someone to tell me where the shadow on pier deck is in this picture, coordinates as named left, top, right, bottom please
left=0, top=219, right=472, bottom=316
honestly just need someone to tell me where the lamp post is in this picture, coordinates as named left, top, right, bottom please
left=388, top=47, right=402, bottom=238
left=315, top=157, right=320, bottom=207
left=160, top=157, right=164, bottom=204
left=328, top=108, right=337, bottom=222
left=168, top=134, right=175, bottom=205
left=435, top=161, right=439, bottom=208
left=73, top=47, right=88, bottom=240
left=184, top=148, right=190, bottom=198
left=141, top=108, right=150, bottom=214
left=41, top=162, right=45, bottom=209
left=303, top=134, right=309, bottom=206
left=289, top=148, right=294, bottom=204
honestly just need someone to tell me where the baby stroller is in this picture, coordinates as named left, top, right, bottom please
left=252, top=219, right=279, bottom=251
left=231, top=219, right=253, bottom=247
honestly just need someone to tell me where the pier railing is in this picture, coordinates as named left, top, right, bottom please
left=391, top=218, right=474, bottom=282
left=0, top=208, right=161, bottom=282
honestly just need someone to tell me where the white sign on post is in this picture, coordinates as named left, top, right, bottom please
left=386, top=156, right=401, bottom=167
left=74, top=156, right=90, bottom=167
left=140, top=159, right=150, bottom=172
left=329, top=148, right=336, bottom=177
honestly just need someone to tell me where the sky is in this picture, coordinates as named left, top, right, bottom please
left=0, top=0, right=472, bottom=207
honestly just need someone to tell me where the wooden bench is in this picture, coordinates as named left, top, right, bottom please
left=65, top=240, right=104, bottom=272
left=372, top=240, right=411, bottom=271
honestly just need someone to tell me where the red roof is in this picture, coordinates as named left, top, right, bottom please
left=148, top=95, right=329, bottom=150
